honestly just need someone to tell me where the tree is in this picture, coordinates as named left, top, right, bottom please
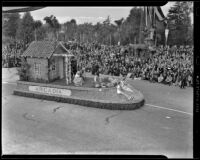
left=44, top=15, right=61, bottom=41
left=16, top=12, right=34, bottom=49
left=36, top=25, right=47, bottom=41
left=17, top=58, right=30, bottom=81
left=167, top=2, right=193, bottom=45
left=114, top=18, right=124, bottom=44
left=70, top=19, right=76, bottom=25
left=33, top=20, right=42, bottom=41
left=93, top=22, right=102, bottom=43
left=78, top=23, right=94, bottom=43
left=99, top=16, right=113, bottom=45
left=103, top=16, right=111, bottom=25
left=155, top=20, right=165, bottom=45
left=122, top=7, right=143, bottom=44
left=2, top=13, right=20, bottom=39
left=63, top=19, right=78, bottom=41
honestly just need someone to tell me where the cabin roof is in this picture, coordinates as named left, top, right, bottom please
left=22, top=41, right=72, bottom=58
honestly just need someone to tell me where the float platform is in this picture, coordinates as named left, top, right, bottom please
left=13, top=77, right=145, bottom=110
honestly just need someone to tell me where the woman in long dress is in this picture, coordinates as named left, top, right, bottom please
left=73, top=71, right=83, bottom=86
left=120, top=77, right=134, bottom=93
left=116, top=80, right=134, bottom=100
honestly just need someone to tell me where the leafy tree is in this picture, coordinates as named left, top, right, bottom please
left=98, top=16, right=113, bottom=45
left=103, top=16, right=111, bottom=25
left=36, top=25, right=47, bottom=41
left=44, top=15, right=61, bottom=41
left=17, top=58, right=30, bottom=81
left=33, top=20, right=42, bottom=41
left=70, top=19, right=77, bottom=25
left=114, top=18, right=124, bottom=44
left=93, top=22, right=102, bottom=43
left=123, top=7, right=143, bottom=44
left=63, top=19, right=78, bottom=41
left=155, top=20, right=165, bottom=45
left=79, top=23, right=94, bottom=43
left=167, top=2, right=193, bottom=45
left=16, top=12, right=34, bottom=49
left=2, top=13, right=20, bottom=39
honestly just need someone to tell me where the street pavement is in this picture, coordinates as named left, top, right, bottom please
left=2, top=68, right=193, bottom=158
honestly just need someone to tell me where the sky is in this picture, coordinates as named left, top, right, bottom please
left=20, top=2, right=193, bottom=25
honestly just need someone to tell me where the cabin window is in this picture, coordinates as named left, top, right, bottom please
left=34, top=62, right=41, bottom=75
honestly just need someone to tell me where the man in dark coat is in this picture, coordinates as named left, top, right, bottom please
left=91, top=61, right=99, bottom=75
left=71, top=58, right=77, bottom=79
left=180, top=71, right=187, bottom=89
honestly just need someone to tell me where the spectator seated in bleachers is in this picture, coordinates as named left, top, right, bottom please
left=57, top=42, right=194, bottom=88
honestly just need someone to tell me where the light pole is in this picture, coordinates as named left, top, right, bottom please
left=165, top=23, right=169, bottom=47
left=59, top=24, right=65, bottom=41
left=165, top=28, right=169, bottom=46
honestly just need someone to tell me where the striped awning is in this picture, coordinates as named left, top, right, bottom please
left=2, top=7, right=45, bottom=13
left=144, top=6, right=167, bottom=28
left=153, top=6, right=167, bottom=23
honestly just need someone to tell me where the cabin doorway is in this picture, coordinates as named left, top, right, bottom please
left=59, top=57, right=64, bottom=79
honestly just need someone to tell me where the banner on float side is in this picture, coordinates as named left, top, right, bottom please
left=29, top=86, right=71, bottom=97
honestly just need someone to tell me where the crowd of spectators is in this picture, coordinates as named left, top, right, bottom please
left=2, top=39, right=193, bottom=89
left=64, top=42, right=193, bottom=89
left=2, top=40, right=25, bottom=67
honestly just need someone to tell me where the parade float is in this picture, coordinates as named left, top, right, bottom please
left=13, top=41, right=145, bottom=110
left=12, top=6, right=168, bottom=110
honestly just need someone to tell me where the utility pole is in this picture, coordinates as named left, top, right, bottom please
left=154, top=9, right=157, bottom=46
left=139, top=7, right=144, bottom=44
left=34, top=29, right=37, bottom=41
left=110, top=34, right=111, bottom=46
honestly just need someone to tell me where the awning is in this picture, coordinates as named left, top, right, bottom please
left=2, top=7, right=45, bottom=13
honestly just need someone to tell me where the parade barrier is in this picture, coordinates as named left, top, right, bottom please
left=13, top=79, right=145, bottom=110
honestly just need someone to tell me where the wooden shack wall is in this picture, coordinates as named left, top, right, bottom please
left=49, top=56, right=60, bottom=81
left=27, top=58, right=49, bottom=82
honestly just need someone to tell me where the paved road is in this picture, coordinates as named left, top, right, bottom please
left=2, top=69, right=193, bottom=158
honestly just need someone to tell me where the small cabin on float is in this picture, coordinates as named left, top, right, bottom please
left=21, top=41, right=74, bottom=84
